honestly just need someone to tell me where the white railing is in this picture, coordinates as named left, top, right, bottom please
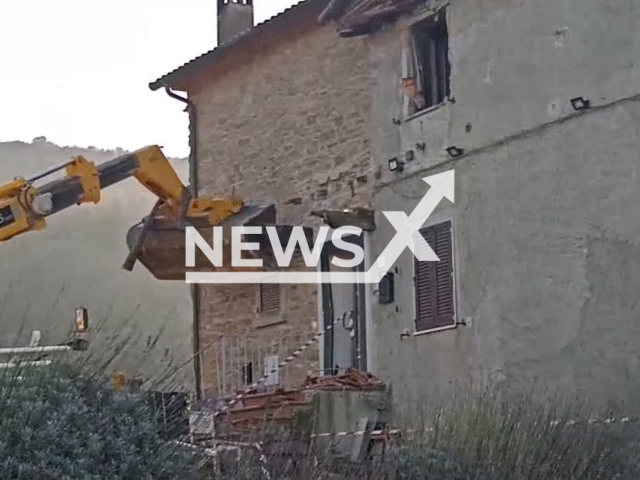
left=0, top=331, right=71, bottom=369
left=0, top=346, right=70, bottom=355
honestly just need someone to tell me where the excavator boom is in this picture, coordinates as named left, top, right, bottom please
left=0, top=145, right=273, bottom=280
left=36, top=146, right=209, bottom=217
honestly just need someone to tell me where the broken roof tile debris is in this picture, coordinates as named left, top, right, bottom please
left=337, top=0, right=425, bottom=36
left=302, top=368, right=386, bottom=391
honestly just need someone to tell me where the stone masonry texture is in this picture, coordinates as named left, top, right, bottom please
left=191, top=22, right=377, bottom=397
left=198, top=261, right=319, bottom=398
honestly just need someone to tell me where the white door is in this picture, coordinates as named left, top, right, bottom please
left=329, top=263, right=356, bottom=373
left=263, top=355, right=279, bottom=386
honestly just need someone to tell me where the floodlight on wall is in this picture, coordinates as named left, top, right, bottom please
left=388, top=157, right=404, bottom=172
left=75, top=307, right=89, bottom=333
left=446, top=146, right=464, bottom=158
left=570, top=96, right=590, bottom=111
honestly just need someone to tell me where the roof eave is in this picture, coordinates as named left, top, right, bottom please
left=148, top=0, right=329, bottom=93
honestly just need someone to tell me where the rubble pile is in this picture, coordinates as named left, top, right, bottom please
left=215, top=388, right=313, bottom=440
left=303, top=368, right=386, bottom=391
left=198, top=369, right=387, bottom=443
left=338, top=0, right=425, bottom=33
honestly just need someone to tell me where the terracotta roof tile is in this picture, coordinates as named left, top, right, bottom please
left=149, top=0, right=323, bottom=91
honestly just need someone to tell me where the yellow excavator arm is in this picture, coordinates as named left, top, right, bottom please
left=0, top=145, right=258, bottom=279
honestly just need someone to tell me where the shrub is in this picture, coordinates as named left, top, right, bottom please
left=5, top=360, right=640, bottom=480
left=0, top=363, right=203, bottom=479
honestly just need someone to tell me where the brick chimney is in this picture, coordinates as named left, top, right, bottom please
left=217, top=0, right=254, bottom=46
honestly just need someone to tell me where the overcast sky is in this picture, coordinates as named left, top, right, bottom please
left=0, top=0, right=299, bottom=159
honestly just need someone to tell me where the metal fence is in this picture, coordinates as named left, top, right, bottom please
left=208, top=333, right=318, bottom=398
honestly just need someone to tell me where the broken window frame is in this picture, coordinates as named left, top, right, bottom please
left=404, top=10, right=451, bottom=116
left=242, top=362, right=253, bottom=385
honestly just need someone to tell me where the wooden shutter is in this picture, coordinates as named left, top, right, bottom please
left=259, top=283, right=281, bottom=313
left=414, top=220, right=455, bottom=331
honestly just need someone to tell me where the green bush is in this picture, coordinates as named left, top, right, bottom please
left=4, top=362, right=640, bottom=480
left=0, top=364, right=203, bottom=479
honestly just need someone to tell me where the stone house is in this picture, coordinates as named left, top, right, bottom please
left=150, top=0, right=377, bottom=401
left=151, top=0, right=640, bottom=422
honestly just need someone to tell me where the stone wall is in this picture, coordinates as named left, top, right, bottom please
left=198, top=259, right=319, bottom=398
left=191, top=21, right=376, bottom=396
left=193, top=25, right=376, bottom=222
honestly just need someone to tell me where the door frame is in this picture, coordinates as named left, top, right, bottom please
left=319, top=233, right=367, bottom=375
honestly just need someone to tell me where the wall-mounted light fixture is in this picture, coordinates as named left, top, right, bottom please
left=75, top=307, right=89, bottom=333
left=388, top=157, right=404, bottom=172
left=570, top=96, right=590, bottom=111
left=446, top=146, right=464, bottom=158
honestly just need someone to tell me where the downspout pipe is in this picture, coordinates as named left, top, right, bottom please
left=163, top=86, right=203, bottom=404
left=164, top=86, right=199, bottom=194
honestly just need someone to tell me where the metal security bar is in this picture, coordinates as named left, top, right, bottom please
left=209, top=332, right=318, bottom=398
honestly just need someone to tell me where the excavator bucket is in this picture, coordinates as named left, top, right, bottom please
left=125, top=204, right=314, bottom=281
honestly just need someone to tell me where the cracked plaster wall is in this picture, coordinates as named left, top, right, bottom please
left=367, top=0, right=640, bottom=418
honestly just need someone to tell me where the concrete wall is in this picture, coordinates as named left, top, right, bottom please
left=0, top=139, right=194, bottom=392
left=191, top=19, right=377, bottom=396
left=366, top=0, right=640, bottom=417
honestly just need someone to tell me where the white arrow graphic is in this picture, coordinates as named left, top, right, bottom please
left=186, top=169, right=455, bottom=284
left=365, top=169, right=455, bottom=283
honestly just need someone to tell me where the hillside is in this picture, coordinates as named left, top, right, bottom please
left=0, top=138, right=194, bottom=391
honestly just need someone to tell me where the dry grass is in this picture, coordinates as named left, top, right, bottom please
left=3, top=311, right=640, bottom=479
